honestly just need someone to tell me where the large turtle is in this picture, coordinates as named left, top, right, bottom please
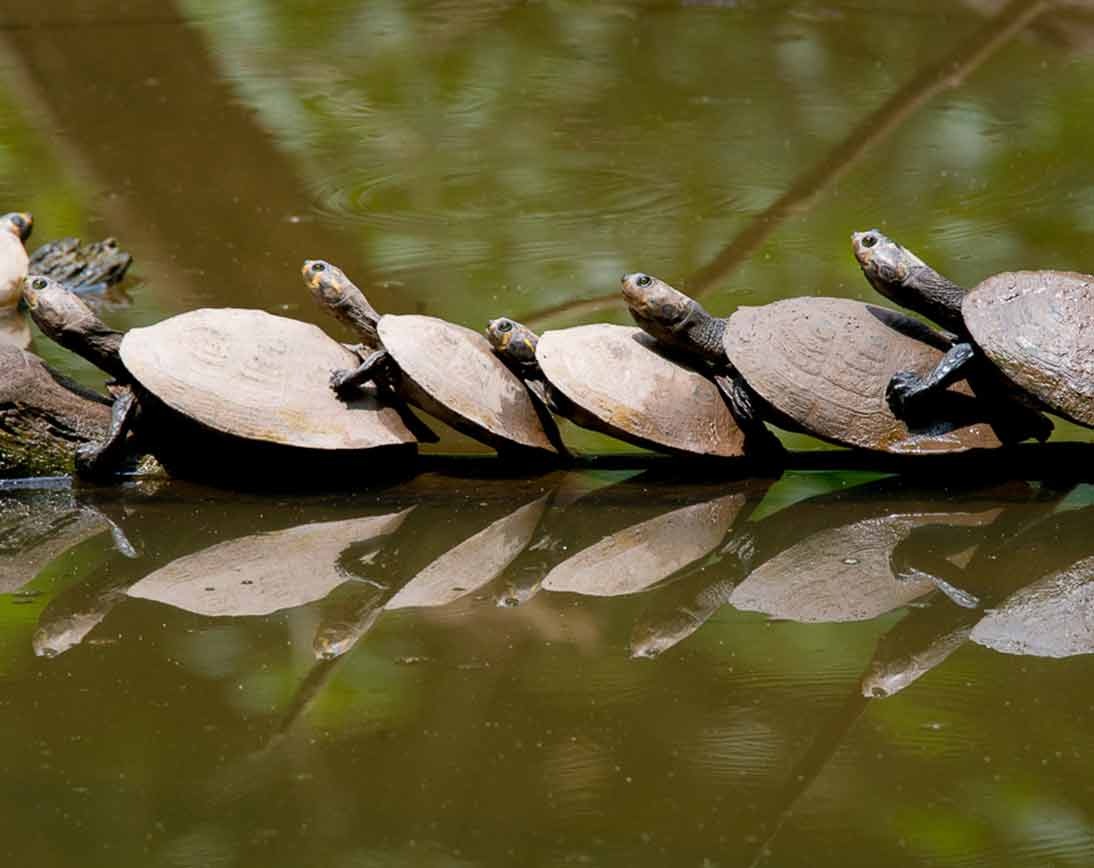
left=853, top=228, right=1092, bottom=430
left=484, top=316, right=756, bottom=459
left=0, top=212, right=32, bottom=310
left=302, top=260, right=561, bottom=457
left=23, top=275, right=419, bottom=480
left=621, top=273, right=1041, bottom=453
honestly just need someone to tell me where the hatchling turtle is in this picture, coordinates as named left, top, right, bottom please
left=621, top=272, right=1039, bottom=453
left=303, top=260, right=561, bottom=457
left=485, top=316, right=754, bottom=458
left=853, top=228, right=1091, bottom=430
left=23, top=275, right=419, bottom=480
left=0, top=212, right=32, bottom=310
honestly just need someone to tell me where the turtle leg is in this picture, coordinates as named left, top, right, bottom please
left=886, top=342, right=976, bottom=415
left=712, top=369, right=785, bottom=460
left=74, top=387, right=138, bottom=480
left=330, top=348, right=390, bottom=397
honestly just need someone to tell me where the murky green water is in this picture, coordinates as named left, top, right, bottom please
left=2, top=1, right=1094, bottom=865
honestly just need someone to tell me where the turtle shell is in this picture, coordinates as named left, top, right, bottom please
left=378, top=314, right=557, bottom=454
left=724, top=298, right=1004, bottom=454
left=535, top=324, right=746, bottom=458
left=964, top=270, right=1094, bottom=427
left=120, top=308, right=416, bottom=450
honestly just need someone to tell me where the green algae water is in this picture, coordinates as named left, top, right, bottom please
left=2, top=1, right=1094, bottom=865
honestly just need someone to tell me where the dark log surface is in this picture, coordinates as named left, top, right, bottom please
left=0, top=344, right=110, bottom=477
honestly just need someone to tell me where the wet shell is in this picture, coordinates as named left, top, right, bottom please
left=536, top=324, right=746, bottom=458
left=127, top=511, right=410, bottom=617
left=120, top=309, right=417, bottom=450
left=379, top=314, right=557, bottom=454
left=964, top=271, right=1094, bottom=427
left=725, top=298, right=1004, bottom=454
left=541, top=493, right=746, bottom=596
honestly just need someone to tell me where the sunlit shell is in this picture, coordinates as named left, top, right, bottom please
left=537, top=324, right=746, bottom=457
left=121, top=308, right=417, bottom=449
left=379, top=314, right=556, bottom=452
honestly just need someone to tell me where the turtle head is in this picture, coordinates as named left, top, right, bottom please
left=620, top=272, right=693, bottom=337
left=1, top=212, right=33, bottom=242
left=485, top=317, right=539, bottom=366
left=22, top=274, right=97, bottom=336
left=302, top=259, right=382, bottom=340
left=851, top=229, right=928, bottom=298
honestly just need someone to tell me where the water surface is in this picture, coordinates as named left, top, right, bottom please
left=1, top=1, right=1094, bottom=865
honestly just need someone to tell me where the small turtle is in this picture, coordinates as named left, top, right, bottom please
left=621, top=272, right=1038, bottom=453
left=853, top=228, right=1090, bottom=430
left=303, top=260, right=561, bottom=457
left=0, top=212, right=32, bottom=310
left=485, top=316, right=752, bottom=459
left=23, top=275, right=419, bottom=480
left=28, top=236, right=132, bottom=294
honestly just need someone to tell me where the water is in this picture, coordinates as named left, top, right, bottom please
left=1, top=1, right=1094, bottom=865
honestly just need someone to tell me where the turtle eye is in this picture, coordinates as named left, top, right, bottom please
left=31, top=278, right=47, bottom=291
left=498, top=320, right=513, bottom=333
left=636, top=274, right=653, bottom=288
left=311, top=262, right=326, bottom=273
left=861, top=234, right=878, bottom=249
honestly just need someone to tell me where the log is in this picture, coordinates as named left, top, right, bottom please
left=0, top=344, right=110, bottom=477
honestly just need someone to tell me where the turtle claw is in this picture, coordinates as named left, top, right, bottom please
left=885, top=370, right=925, bottom=416
left=329, top=368, right=358, bottom=397
left=74, top=443, right=110, bottom=479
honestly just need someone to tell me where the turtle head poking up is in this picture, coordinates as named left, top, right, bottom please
left=851, top=229, right=930, bottom=300
left=621, top=272, right=727, bottom=364
left=22, top=274, right=99, bottom=338
left=485, top=317, right=539, bottom=368
left=1, top=212, right=33, bottom=242
left=302, top=259, right=382, bottom=344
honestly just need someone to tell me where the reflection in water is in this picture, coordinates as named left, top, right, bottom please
left=3, top=473, right=1094, bottom=867
left=127, top=511, right=411, bottom=617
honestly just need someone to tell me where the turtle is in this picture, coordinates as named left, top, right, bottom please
left=852, top=228, right=1091, bottom=430
left=621, top=272, right=1045, bottom=453
left=485, top=316, right=757, bottom=459
left=28, top=235, right=132, bottom=294
left=302, top=260, right=562, bottom=457
left=0, top=212, right=32, bottom=310
left=22, top=274, right=420, bottom=480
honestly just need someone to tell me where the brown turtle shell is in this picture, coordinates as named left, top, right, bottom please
left=724, top=298, right=1004, bottom=454
left=964, top=270, right=1094, bottom=427
left=536, top=324, right=746, bottom=458
left=120, top=308, right=417, bottom=450
left=378, top=314, right=557, bottom=455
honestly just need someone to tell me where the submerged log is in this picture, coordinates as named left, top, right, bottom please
left=0, top=344, right=110, bottom=477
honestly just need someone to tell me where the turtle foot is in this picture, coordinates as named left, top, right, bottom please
left=329, top=368, right=360, bottom=398
left=885, top=371, right=927, bottom=417
left=74, top=443, right=114, bottom=480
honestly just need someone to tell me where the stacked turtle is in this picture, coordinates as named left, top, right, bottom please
left=17, top=212, right=1094, bottom=484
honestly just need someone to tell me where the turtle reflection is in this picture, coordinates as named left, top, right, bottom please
left=631, top=479, right=1028, bottom=659
left=864, top=495, right=1094, bottom=696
